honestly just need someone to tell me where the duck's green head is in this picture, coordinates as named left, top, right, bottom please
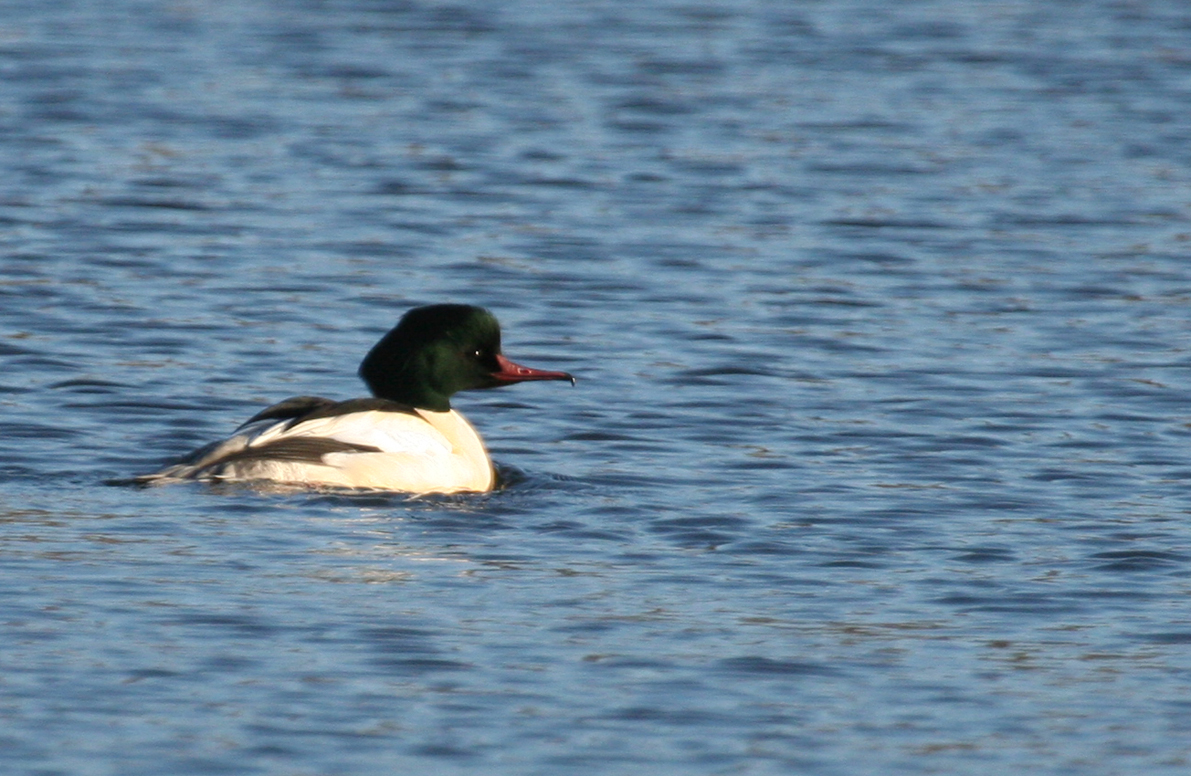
left=358, top=304, right=574, bottom=411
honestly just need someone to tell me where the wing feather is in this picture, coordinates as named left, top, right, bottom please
left=138, top=399, right=492, bottom=492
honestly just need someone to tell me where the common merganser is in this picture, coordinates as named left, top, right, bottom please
left=137, top=304, right=574, bottom=493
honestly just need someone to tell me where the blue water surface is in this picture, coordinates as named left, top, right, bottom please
left=2, top=1, right=1191, bottom=774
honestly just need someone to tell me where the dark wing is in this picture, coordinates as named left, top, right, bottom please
left=213, top=398, right=419, bottom=472
left=238, top=396, right=338, bottom=429
left=136, top=433, right=385, bottom=483
left=239, top=396, right=419, bottom=431
left=212, top=436, right=382, bottom=466
left=138, top=397, right=420, bottom=483
left=211, top=398, right=423, bottom=475
left=281, top=397, right=419, bottom=428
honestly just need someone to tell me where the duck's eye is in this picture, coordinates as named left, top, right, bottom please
left=472, top=349, right=485, bottom=359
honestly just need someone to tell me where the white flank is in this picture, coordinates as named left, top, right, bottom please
left=141, top=408, right=495, bottom=494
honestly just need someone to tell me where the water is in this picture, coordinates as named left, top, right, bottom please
left=3, top=0, right=1191, bottom=773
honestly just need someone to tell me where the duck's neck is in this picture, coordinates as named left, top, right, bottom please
left=361, top=355, right=452, bottom=411
left=375, top=383, right=451, bottom=412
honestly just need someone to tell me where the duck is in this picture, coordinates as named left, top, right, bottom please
left=137, top=304, right=574, bottom=493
